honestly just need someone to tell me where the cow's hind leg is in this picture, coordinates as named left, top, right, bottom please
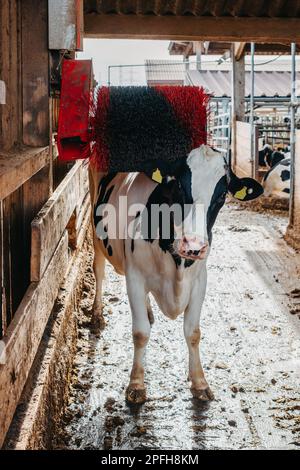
left=146, top=295, right=154, bottom=325
left=91, top=241, right=106, bottom=331
left=125, top=273, right=151, bottom=404
left=184, top=272, right=214, bottom=402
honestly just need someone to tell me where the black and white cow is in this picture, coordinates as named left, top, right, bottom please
left=265, top=150, right=285, bottom=169
left=259, top=144, right=273, bottom=167
left=263, top=157, right=291, bottom=198
left=89, top=145, right=263, bottom=404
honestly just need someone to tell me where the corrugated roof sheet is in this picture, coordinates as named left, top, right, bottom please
left=84, top=1, right=300, bottom=18
left=145, top=60, right=185, bottom=83
left=169, top=41, right=300, bottom=56
left=187, top=70, right=300, bottom=97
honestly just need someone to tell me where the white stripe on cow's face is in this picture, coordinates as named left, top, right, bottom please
left=185, top=145, right=227, bottom=242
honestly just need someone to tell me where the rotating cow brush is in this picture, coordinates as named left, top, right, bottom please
left=57, top=60, right=209, bottom=180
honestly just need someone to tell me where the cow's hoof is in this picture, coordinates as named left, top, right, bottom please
left=191, top=386, right=214, bottom=401
left=125, top=386, right=147, bottom=405
left=91, top=314, right=105, bottom=333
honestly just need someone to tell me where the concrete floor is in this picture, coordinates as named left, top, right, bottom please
left=54, top=204, right=300, bottom=450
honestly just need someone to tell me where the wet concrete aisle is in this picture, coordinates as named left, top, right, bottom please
left=54, top=204, right=300, bottom=450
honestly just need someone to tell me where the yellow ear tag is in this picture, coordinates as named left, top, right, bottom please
left=152, top=168, right=163, bottom=184
left=234, top=186, right=248, bottom=200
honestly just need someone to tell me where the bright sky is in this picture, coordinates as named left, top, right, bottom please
left=77, top=39, right=299, bottom=87
left=77, top=39, right=178, bottom=85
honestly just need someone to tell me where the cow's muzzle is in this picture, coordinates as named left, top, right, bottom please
left=175, top=235, right=208, bottom=261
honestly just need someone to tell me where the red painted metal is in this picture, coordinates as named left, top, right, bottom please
left=57, top=59, right=92, bottom=161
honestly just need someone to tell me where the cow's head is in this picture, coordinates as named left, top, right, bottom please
left=145, top=145, right=263, bottom=263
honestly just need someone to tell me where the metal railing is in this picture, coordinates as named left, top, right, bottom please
left=208, top=111, right=231, bottom=154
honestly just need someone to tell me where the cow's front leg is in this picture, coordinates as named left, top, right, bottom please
left=125, top=272, right=151, bottom=404
left=184, top=268, right=214, bottom=401
left=91, top=240, right=106, bottom=331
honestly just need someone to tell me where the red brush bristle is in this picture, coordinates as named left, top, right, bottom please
left=90, top=87, right=110, bottom=171
left=155, top=86, right=208, bottom=150
left=90, top=86, right=209, bottom=171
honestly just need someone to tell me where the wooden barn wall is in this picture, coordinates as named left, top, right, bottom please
left=0, top=0, right=22, bottom=150
left=0, top=0, right=52, bottom=339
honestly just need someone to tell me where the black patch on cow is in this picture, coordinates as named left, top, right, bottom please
left=281, top=170, right=290, bottom=182
left=259, top=146, right=272, bottom=167
left=207, top=176, right=227, bottom=244
left=283, top=188, right=290, bottom=194
left=184, top=259, right=194, bottom=268
left=130, top=211, right=142, bottom=254
left=94, top=173, right=116, bottom=227
left=107, top=245, right=113, bottom=256
left=177, top=163, right=193, bottom=205
left=142, top=178, right=189, bottom=268
left=94, top=173, right=117, bottom=257
left=270, top=151, right=284, bottom=168
left=264, top=157, right=291, bottom=182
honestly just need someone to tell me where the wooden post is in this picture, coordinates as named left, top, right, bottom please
left=193, top=41, right=202, bottom=71
left=21, top=0, right=50, bottom=147
left=231, top=44, right=245, bottom=169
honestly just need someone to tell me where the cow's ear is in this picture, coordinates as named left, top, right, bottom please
left=229, top=177, right=264, bottom=201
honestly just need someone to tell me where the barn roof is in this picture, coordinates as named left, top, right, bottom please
left=84, top=1, right=300, bottom=42
left=169, top=41, right=300, bottom=57
left=187, top=70, right=300, bottom=98
left=84, top=1, right=300, bottom=18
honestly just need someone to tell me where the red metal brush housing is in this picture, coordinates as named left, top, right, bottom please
left=57, top=59, right=93, bottom=161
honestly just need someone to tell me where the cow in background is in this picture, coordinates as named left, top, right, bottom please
left=259, top=144, right=273, bottom=167
left=263, top=158, right=291, bottom=198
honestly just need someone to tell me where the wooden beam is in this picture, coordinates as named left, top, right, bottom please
left=231, top=44, right=245, bottom=170
left=21, top=0, right=49, bottom=147
left=0, top=231, right=69, bottom=448
left=234, top=42, right=247, bottom=61
left=232, top=53, right=245, bottom=122
left=84, top=15, right=300, bottom=42
left=31, top=161, right=88, bottom=281
left=0, top=147, right=50, bottom=201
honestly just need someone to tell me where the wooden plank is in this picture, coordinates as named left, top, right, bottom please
left=231, top=46, right=245, bottom=123
left=234, top=42, right=246, bottom=61
left=0, top=200, right=8, bottom=339
left=31, top=161, right=87, bottom=281
left=0, top=147, right=50, bottom=201
left=84, top=15, right=300, bottom=42
left=0, top=0, right=22, bottom=151
left=0, top=231, right=69, bottom=448
left=3, top=187, right=25, bottom=321
left=21, top=0, right=49, bottom=147
left=22, top=164, right=51, bottom=290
